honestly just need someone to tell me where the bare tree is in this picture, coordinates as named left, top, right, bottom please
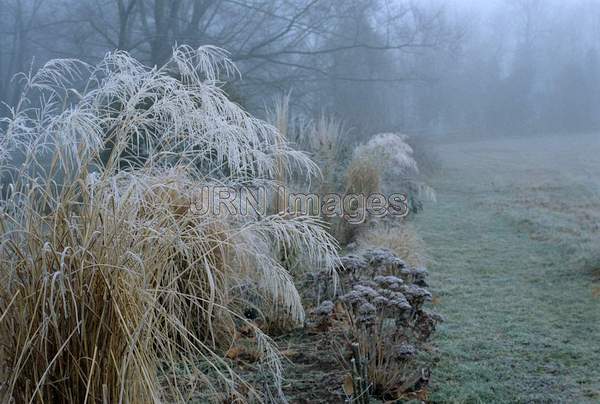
left=0, top=0, right=456, bottom=131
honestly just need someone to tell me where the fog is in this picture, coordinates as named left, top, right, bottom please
left=1, top=0, right=599, bottom=138
left=3, top=2, right=600, bottom=402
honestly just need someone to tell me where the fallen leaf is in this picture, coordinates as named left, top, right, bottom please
left=225, top=346, right=242, bottom=360
left=342, top=373, right=354, bottom=395
left=280, top=349, right=299, bottom=359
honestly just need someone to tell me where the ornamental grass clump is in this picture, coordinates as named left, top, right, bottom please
left=352, top=132, right=436, bottom=213
left=358, top=223, right=428, bottom=268
left=0, top=46, right=338, bottom=403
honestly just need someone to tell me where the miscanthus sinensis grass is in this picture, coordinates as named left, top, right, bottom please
left=0, top=46, right=338, bottom=403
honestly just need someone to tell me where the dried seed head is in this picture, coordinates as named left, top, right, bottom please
left=410, top=266, right=429, bottom=286
left=403, top=284, right=432, bottom=307
left=363, top=248, right=406, bottom=272
left=357, top=302, right=377, bottom=325
left=394, top=343, right=417, bottom=359
left=338, top=255, right=368, bottom=273
left=315, top=300, right=335, bottom=316
left=373, top=296, right=390, bottom=307
left=340, top=290, right=364, bottom=306
left=373, top=275, right=404, bottom=293
left=353, top=284, right=380, bottom=299
left=358, top=302, right=376, bottom=315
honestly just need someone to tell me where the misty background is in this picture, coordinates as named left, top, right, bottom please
left=1, top=0, right=599, bottom=137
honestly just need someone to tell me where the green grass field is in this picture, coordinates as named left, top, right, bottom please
left=415, top=134, right=600, bottom=403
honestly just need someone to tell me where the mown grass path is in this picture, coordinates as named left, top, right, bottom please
left=415, top=136, right=600, bottom=403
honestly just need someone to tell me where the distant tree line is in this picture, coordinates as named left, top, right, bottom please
left=416, top=0, right=600, bottom=135
left=1, top=0, right=599, bottom=136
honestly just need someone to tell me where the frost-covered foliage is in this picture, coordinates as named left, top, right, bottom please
left=267, top=97, right=358, bottom=247
left=0, top=46, right=339, bottom=403
left=353, top=133, right=436, bottom=208
left=353, top=133, right=419, bottom=176
left=358, top=223, right=428, bottom=268
left=304, top=248, right=440, bottom=399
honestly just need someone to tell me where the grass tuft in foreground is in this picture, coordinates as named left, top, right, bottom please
left=0, top=46, right=339, bottom=403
